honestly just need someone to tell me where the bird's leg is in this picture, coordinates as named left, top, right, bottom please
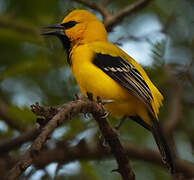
left=86, top=93, right=110, bottom=118
left=96, top=96, right=110, bottom=118
left=84, top=92, right=94, bottom=119
left=86, top=91, right=93, bottom=101
left=115, top=116, right=127, bottom=130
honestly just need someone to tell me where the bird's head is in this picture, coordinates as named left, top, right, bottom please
left=42, top=10, right=107, bottom=49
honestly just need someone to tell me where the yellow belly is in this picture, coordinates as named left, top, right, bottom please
left=69, top=43, right=155, bottom=125
left=71, top=58, right=151, bottom=124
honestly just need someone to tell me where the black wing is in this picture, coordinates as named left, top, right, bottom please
left=93, top=53, right=153, bottom=111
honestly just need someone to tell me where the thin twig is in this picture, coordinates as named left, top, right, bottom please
left=0, top=98, right=23, bottom=132
left=72, top=0, right=111, bottom=19
left=105, top=0, right=152, bottom=31
left=163, top=66, right=183, bottom=139
left=73, top=0, right=152, bottom=31
left=163, top=86, right=182, bottom=138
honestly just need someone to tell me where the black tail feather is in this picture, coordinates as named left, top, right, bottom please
left=129, top=116, right=152, bottom=131
left=130, top=115, right=174, bottom=174
left=149, top=114, right=174, bottom=174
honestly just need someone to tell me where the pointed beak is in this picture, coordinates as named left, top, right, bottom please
left=42, top=24, right=64, bottom=30
left=41, top=23, right=71, bottom=52
left=41, top=24, right=65, bottom=36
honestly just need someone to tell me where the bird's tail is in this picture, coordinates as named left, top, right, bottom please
left=149, top=113, right=174, bottom=174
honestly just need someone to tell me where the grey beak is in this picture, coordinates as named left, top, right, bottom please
left=42, top=24, right=64, bottom=30
left=41, top=24, right=65, bottom=36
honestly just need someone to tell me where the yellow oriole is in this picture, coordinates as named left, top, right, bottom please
left=43, top=9, right=174, bottom=173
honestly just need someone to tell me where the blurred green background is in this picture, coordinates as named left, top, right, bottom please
left=0, top=0, right=194, bottom=179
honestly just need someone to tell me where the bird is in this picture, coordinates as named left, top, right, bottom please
left=42, top=9, right=174, bottom=173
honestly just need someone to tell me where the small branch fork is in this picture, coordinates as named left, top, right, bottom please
left=73, top=0, right=152, bottom=31
left=7, top=96, right=135, bottom=180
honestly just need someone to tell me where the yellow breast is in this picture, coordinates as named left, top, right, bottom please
left=70, top=42, right=152, bottom=124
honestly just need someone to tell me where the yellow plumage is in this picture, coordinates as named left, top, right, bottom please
left=70, top=41, right=163, bottom=125
left=61, top=10, right=163, bottom=125
left=43, top=9, right=173, bottom=173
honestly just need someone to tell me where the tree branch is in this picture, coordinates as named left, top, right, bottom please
left=7, top=98, right=134, bottom=180
left=0, top=0, right=152, bottom=38
left=73, top=0, right=152, bottom=31
left=0, top=127, right=40, bottom=154
left=163, top=85, right=182, bottom=138
left=0, top=98, right=23, bottom=132
left=105, top=0, right=152, bottom=31
left=92, top=101, right=135, bottom=180
left=33, top=141, right=194, bottom=178
left=163, top=66, right=183, bottom=138
left=72, top=0, right=111, bottom=19
left=0, top=17, right=39, bottom=36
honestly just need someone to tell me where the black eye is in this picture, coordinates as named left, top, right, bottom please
left=61, top=21, right=78, bottom=29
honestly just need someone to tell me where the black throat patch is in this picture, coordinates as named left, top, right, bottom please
left=56, top=33, right=71, bottom=65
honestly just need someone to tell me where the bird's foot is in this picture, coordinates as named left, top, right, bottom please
left=100, top=109, right=109, bottom=118
left=96, top=96, right=111, bottom=119
left=86, top=93, right=113, bottom=119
